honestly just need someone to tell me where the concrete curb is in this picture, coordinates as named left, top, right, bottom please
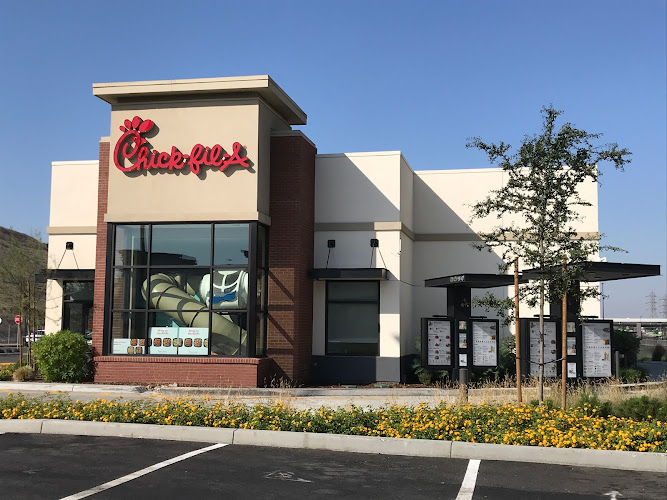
left=1, top=419, right=665, bottom=473
left=0, top=382, right=149, bottom=394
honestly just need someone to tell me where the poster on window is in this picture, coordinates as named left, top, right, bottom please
left=582, top=322, right=612, bottom=377
left=112, top=338, right=132, bottom=355
left=178, top=327, right=209, bottom=355
left=426, top=320, right=452, bottom=366
left=471, top=320, right=498, bottom=367
left=528, top=321, right=557, bottom=377
left=149, top=327, right=179, bottom=355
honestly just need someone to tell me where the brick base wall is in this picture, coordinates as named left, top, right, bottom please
left=95, top=356, right=272, bottom=387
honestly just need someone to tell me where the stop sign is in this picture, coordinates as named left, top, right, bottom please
left=14, top=315, right=21, bottom=324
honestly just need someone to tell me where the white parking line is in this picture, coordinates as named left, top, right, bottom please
left=59, top=443, right=228, bottom=499
left=456, top=459, right=481, bottom=500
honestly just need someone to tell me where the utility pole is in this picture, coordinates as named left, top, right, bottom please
left=647, top=291, right=657, bottom=317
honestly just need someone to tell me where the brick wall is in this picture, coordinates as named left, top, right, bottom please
left=95, top=356, right=270, bottom=387
left=266, top=134, right=317, bottom=385
left=91, top=140, right=109, bottom=359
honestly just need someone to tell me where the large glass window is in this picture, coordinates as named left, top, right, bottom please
left=105, top=222, right=267, bottom=357
left=63, top=281, right=94, bottom=344
left=326, top=281, right=380, bottom=356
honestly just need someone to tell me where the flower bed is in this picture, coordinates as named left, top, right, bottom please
left=1, top=395, right=665, bottom=453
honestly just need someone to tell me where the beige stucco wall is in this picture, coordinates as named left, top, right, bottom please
left=45, top=280, right=63, bottom=334
left=49, top=161, right=99, bottom=228
left=106, top=98, right=275, bottom=224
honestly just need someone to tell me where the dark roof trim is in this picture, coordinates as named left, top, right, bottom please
left=310, top=268, right=388, bottom=281
left=522, top=262, right=661, bottom=283
left=425, top=273, right=526, bottom=289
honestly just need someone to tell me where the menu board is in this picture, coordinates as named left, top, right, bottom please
left=567, top=337, right=577, bottom=356
left=582, top=322, right=612, bottom=377
left=178, top=327, right=209, bottom=355
left=149, top=327, right=179, bottom=355
left=528, top=321, right=557, bottom=377
left=567, top=362, right=577, bottom=378
left=426, top=320, right=452, bottom=366
left=471, top=321, right=498, bottom=367
left=459, top=334, right=467, bottom=349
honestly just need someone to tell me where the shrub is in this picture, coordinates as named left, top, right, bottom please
left=32, top=330, right=91, bottom=382
left=612, top=396, right=667, bottom=421
left=619, top=367, right=650, bottom=383
left=611, top=329, right=641, bottom=367
left=12, top=366, right=36, bottom=382
left=0, top=363, right=18, bottom=381
left=651, top=344, right=666, bottom=361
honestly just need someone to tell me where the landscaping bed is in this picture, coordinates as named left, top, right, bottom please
left=1, top=394, right=665, bottom=453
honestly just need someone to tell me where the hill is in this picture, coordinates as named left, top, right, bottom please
left=0, top=227, right=47, bottom=342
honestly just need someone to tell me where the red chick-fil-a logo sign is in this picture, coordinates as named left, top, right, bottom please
left=114, top=116, right=250, bottom=175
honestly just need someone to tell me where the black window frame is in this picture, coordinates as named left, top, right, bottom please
left=325, top=280, right=380, bottom=356
left=103, top=221, right=268, bottom=358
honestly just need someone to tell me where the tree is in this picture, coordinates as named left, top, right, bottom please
left=0, top=229, right=47, bottom=365
left=467, top=107, right=630, bottom=402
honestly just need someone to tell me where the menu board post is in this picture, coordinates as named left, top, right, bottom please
left=470, top=319, right=500, bottom=368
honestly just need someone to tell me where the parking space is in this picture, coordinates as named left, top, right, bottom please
left=0, top=434, right=665, bottom=499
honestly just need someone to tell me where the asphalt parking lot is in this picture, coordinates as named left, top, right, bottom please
left=0, top=434, right=665, bottom=499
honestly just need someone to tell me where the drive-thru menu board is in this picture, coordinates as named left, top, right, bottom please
left=529, top=321, right=557, bottom=377
left=582, top=322, right=612, bottom=377
left=426, top=320, right=452, bottom=366
left=471, top=320, right=498, bottom=367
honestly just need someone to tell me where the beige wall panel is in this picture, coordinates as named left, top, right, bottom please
left=399, top=235, right=415, bottom=355
left=45, top=280, right=63, bottom=334
left=400, top=156, right=414, bottom=232
left=312, top=280, right=326, bottom=356
left=107, top=101, right=263, bottom=223
left=315, top=153, right=401, bottom=223
left=413, top=169, right=505, bottom=235
left=313, top=230, right=401, bottom=277
left=258, top=105, right=291, bottom=215
left=379, top=280, right=401, bottom=358
left=50, top=162, right=99, bottom=227
left=47, top=234, right=97, bottom=270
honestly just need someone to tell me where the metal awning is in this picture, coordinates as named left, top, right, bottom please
left=310, top=268, right=388, bottom=281
left=39, top=269, right=95, bottom=281
left=522, top=262, right=661, bottom=283
left=425, top=273, right=526, bottom=289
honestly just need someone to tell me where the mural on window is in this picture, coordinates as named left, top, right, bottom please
left=107, top=223, right=267, bottom=357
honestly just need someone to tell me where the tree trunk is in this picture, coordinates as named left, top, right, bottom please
left=538, top=276, right=545, bottom=403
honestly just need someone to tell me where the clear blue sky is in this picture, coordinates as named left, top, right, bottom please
left=0, top=0, right=664, bottom=317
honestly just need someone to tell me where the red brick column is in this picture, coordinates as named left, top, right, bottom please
left=91, top=140, right=109, bottom=361
left=266, top=134, right=316, bottom=385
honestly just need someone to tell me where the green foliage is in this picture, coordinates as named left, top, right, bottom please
left=613, top=396, right=667, bottom=422
left=410, top=357, right=450, bottom=386
left=32, top=330, right=91, bottom=382
left=0, top=362, right=18, bottom=381
left=570, top=392, right=612, bottom=417
left=611, top=329, right=640, bottom=367
left=651, top=344, right=666, bottom=361
left=12, top=365, right=36, bottom=382
left=619, top=367, right=650, bottom=383
left=468, top=107, right=630, bottom=401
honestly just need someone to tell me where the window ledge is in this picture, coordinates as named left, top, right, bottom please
left=95, top=356, right=262, bottom=364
